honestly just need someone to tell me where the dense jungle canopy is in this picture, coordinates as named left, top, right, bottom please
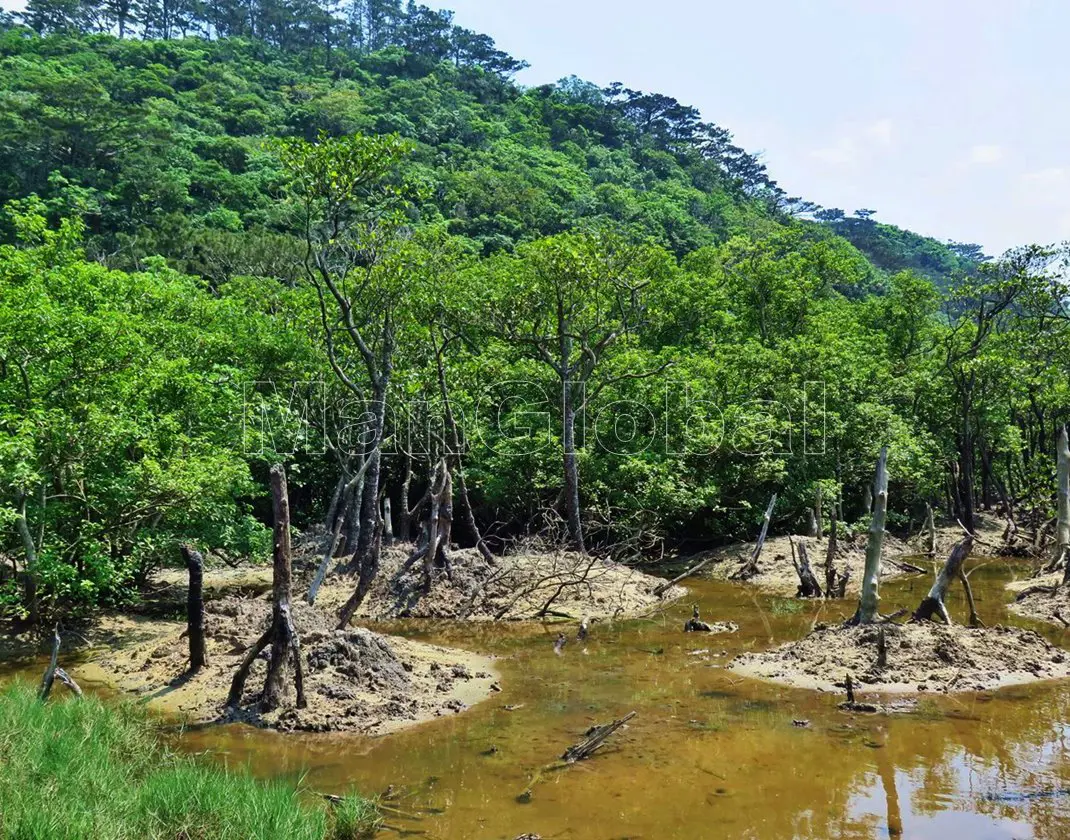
left=1, top=0, right=1068, bottom=620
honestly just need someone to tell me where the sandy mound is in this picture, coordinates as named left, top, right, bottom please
left=78, top=595, right=498, bottom=734
left=315, top=544, right=683, bottom=621
left=1008, top=581, right=1070, bottom=627
left=730, top=622, right=1070, bottom=694
left=698, top=533, right=916, bottom=595
left=907, top=512, right=1013, bottom=559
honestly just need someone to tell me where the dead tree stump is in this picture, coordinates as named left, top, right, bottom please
left=913, top=536, right=974, bottom=624
left=228, top=464, right=306, bottom=712
left=39, top=624, right=82, bottom=701
left=733, top=493, right=776, bottom=580
left=181, top=544, right=208, bottom=672
left=791, top=539, right=822, bottom=598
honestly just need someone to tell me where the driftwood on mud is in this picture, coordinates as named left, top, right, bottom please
left=652, top=553, right=714, bottom=597
left=913, top=536, right=974, bottom=624
left=181, top=544, right=208, bottom=672
left=562, top=711, right=636, bottom=762
left=228, top=465, right=306, bottom=712
left=790, top=538, right=822, bottom=598
left=733, top=494, right=776, bottom=580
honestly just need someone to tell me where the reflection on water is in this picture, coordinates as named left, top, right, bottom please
left=12, top=561, right=1070, bottom=839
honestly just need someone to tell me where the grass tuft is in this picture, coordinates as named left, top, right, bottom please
left=0, top=680, right=378, bottom=840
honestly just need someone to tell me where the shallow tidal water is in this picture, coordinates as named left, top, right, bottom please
left=11, top=560, right=1070, bottom=839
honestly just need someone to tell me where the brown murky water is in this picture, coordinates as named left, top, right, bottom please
left=11, top=561, right=1070, bottom=839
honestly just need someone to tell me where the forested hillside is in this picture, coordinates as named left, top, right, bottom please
left=1, top=2, right=1067, bottom=620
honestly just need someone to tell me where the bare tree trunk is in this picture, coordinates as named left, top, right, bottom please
left=308, top=453, right=376, bottom=605
left=814, top=484, right=824, bottom=539
left=863, top=483, right=873, bottom=517
left=433, top=327, right=494, bottom=562
left=562, top=395, right=585, bottom=553
left=15, top=490, right=38, bottom=625
left=924, top=503, right=937, bottom=561
left=39, top=623, right=60, bottom=701
left=382, top=497, right=394, bottom=546
left=324, top=473, right=346, bottom=532
left=398, top=453, right=413, bottom=542
left=181, top=544, right=208, bottom=672
left=355, top=385, right=388, bottom=563
left=791, top=538, right=822, bottom=598
left=825, top=501, right=840, bottom=597
left=807, top=510, right=818, bottom=538
left=851, top=447, right=888, bottom=625
left=261, top=465, right=306, bottom=713
left=734, top=494, right=776, bottom=580
left=1057, top=427, right=1070, bottom=583
left=913, top=537, right=974, bottom=624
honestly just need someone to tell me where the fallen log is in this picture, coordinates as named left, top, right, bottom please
left=652, top=553, right=716, bottom=597
left=562, top=711, right=636, bottom=763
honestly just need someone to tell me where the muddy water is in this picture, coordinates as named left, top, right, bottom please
left=153, top=562, right=1068, bottom=840
left=6, top=562, right=1070, bottom=839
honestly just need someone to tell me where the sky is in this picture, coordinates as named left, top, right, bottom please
left=414, top=0, right=1069, bottom=256
left=2, top=0, right=1067, bottom=255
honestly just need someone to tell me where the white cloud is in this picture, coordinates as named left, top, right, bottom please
left=967, top=144, right=1004, bottom=165
left=810, top=118, right=893, bottom=168
left=811, top=136, right=859, bottom=166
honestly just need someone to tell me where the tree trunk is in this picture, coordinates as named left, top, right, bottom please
left=825, top=501, right=840, bottom=597
left=261, top=465, right=306, bottom=713
left=39, top=623, right=61, bottom=701
left=324, top=473, right=346, bottom=532
left=1057, top=427, right=1070, bottom=583
left=562, top=394, right=585, bottom=553
left=814, top=484, right=824, bottom=539
left=355, top=385, right=388, bottom=562
left=924, top=503, right=937, bottom=561
left=309, top=454, right=376, bottom=605
left=398, top=453, right=413, bottom=542
left=181, top=544, right=208, bottom=672
left=382, top=497, right=394, bottom=546
left=734, top=494, right=776, bottom=580
left=15, top=490, right=38, bottom=625
left=851, top=447, right=888, bottom=625
left=913, top=536, right=974, bottom=624
left=791, top=538, right=822, bottom=598
left=433, top=327, right=494, bottom=562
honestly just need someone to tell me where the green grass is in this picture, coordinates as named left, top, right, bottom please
left=0, top=681, right=380, bottom=840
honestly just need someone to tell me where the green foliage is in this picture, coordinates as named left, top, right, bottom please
left=0, top=10, right=1065, bottom=610
left=0, top=681, right=380, bottom=839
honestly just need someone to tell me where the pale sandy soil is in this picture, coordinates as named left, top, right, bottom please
left=698, top=533, right=916, bottom=595
left=77, top=595, right=499, bottom=734
left=906, top=512, right=1012, bottom=559
left=730, top=622, right=1070, bottom=694
left=312, top=544, right=684, bottom=622
left=1007, top=578, right=1070, bottom=627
